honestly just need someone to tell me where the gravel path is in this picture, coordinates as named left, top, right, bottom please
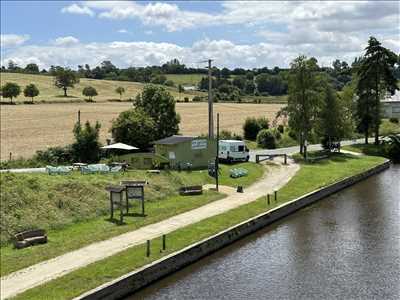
left=1, top=159, right=299, bottom=299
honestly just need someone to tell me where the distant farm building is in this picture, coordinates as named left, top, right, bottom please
left=153, top=135, right=216, bottom=169
left=182, top=85, right=198, bottom=91
left=382, top=91, right=400, bottom=118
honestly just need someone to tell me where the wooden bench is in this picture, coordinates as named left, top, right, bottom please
left=14, top=229, right=47, bottom=249
left=179, top=185, right=203, bottom=196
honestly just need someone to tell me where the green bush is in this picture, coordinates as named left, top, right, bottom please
left=192, top=96, right=202, bottom=102
left=36, top=146, right=74, bottom=165
left=111, top=108, right=156, bottom=150
left=389, top=117, right=399, bottom=124
left=72, top=121, right=102, bottom=163
left=184, top=97, right=189, bottom=102
left=243, top=117, right=269, bottom=140
left=256, top=129, right=277, bottom=149
left=243, top=117, right=261, bottom=140
left=277, top=124, right=284, bottom=133
left=219, top=130, right=242, bottom=140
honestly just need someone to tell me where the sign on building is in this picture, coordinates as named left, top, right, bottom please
left=191, top=139, right=207, bottom=150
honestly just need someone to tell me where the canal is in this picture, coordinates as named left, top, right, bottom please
left=131, top=165, right=400, bottom=300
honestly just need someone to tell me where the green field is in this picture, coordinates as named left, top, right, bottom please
left=0, top=162, right=264, bottom=275
left=165, top=73, right=205, bottom=86
left=0, top=73, right=204, bottom=103
left=12, top=153, right=386, bottom=300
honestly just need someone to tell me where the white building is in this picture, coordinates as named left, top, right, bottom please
left=382, top=91, right=400, bottom=119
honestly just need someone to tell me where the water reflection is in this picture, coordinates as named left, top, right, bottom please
left=130, top=166, right=400, bottom=300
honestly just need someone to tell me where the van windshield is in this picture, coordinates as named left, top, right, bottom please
left=238, top=145, right=244, bottom=152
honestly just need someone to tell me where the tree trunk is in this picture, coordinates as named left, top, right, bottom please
left=299, top=134, right=303, bottom=154
left=63, top=87, right=67, bottom=97
left=374, top=59, right=380, bottom=145
left=365, top=129, right=368, bottom=144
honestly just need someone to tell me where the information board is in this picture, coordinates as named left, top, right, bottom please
left=191, top=139, right=207, bottom=150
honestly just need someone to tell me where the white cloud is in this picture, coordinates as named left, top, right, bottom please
left=61, top=3, right=94, bottom=17
left=2, top=37, right=381, bottom=71
left=53, top=36, right=80, bottom=46
left=117, top=29, right=128, bottom=33
left=1, top=34, right=30, bottom=47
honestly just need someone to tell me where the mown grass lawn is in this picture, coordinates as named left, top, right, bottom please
left=11, top=153, right=386, bottom=300
left=0, top=162, right=263, bottom=276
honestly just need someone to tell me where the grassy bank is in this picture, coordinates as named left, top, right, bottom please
left=11, top=154, right=386, bottom=300
left=0, top=162, right=263, bottom=275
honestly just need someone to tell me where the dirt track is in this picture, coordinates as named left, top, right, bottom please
left=1, top=102, right=283, bottom=160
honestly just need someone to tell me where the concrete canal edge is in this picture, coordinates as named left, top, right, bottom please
left=76, top=160, right=391, bottom=300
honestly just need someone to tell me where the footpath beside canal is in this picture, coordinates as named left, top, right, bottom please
left=76, top=159, right=390, bottom=300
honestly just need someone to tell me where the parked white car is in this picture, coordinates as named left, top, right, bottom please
left=218, top=140, right=249, bottom=163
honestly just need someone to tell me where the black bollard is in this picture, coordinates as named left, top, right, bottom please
left=267, top=194, right=270, bottom=205
left=274, top=190, right=277, bottom=202
left=162, top=234, right=166, bottom=251
left=146, top=240, right=150, bottom=257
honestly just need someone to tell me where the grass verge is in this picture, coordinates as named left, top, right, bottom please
left=11, top=154, right=386, bottom=300
left=0, top=162, right=263, bottom=275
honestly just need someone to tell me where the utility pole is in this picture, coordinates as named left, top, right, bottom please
left=208, top=59, right=214, bottom=139
left=77, top=110, right=81, bottom=125
left=215, top=113, right=219, bottom=191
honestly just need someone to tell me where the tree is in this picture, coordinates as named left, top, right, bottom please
left=357, top=37, right=398, bottom=144
left=82, top=86, right=98, bottom=101
left=133, top=85, right=180, bottom=140
left=53, top=67, right=79, bottom=97
left=23, top=83, right=39, bottom=103
left=221, top=67, right=230, bottom=79
left=24, top=63, right=39, bottom=74
left=72, top=121, right=101, bottom=163
left=287, top=56, right=322, bottom=155
left=244, top=80, right=255, bottom=95
left=232, top=76, right=246, bottom=90
left=178, top=84, right=184, bottom=93
left=317, top=83, right=346, bottom=149
left=256, top=73, right=287, bottom=95
left=2, top=82, right=21, bottom=103
left=111, top=109, right=156, bottom=150
left=256, top=129, right=277, bottom=149
left=115, top=86, right=125, bottom=100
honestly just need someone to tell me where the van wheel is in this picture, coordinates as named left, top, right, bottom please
left=246, top=156, right=249, bottom=162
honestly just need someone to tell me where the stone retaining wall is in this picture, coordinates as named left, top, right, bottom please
left=76, top=160, right=391, bottom=300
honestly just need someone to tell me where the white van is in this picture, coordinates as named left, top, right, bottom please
left=218, top=140, right=249, bottom=163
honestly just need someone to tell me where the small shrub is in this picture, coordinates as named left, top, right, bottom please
left=243, top=117, right=261, bottom=140
left=256, top=129, right=277, bottom=149
left=219, top=130, right=242, bottom=140
left=184, top=97, right=189, bottom=102
left=389, top=117, right=399, bottom=124
left=192, top=96, right=202, bottom=102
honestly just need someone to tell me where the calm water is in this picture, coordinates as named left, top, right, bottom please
left=130, top=165, right=400, bottom=300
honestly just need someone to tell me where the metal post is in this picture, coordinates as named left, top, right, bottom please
left=284, top=154, right=287, bottom=165
left=208, top=59, right=214, bottom=139
left=141, top=186, right=145, bottom=215
left=216, top=113, right=219, bottom=192
left=125, top=189, right=129, bottom=214
left=119, top=193, right=123, bottom=224
left=9, top=152, right=12, bottom=161
left=110, top=194, right=114, bottom=219
left=267, top=194, right=270, bottom=205
left=274, top=190, right=277, bottom=202
left=162, top=234, right=166, bottom=251
left=146, top=240, right=150, bottom=257
left=78, top=110, right=81, bottom=125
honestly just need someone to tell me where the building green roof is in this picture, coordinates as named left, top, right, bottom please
left=153, top=135, right=197, bottom=145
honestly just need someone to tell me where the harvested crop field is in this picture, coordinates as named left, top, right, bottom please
left=1, top=102, right=283, bottom=160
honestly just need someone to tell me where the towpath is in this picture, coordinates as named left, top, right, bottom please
left=1, top=158, right=299, bottom=299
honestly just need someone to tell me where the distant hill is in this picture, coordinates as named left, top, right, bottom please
left=0, top=73, right=204, bottom=103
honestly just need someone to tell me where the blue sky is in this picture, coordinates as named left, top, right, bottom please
left=1, top=1, right=399, bottom=69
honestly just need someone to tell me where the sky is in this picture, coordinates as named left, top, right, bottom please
left=1, top=1, right=399, bottom=70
